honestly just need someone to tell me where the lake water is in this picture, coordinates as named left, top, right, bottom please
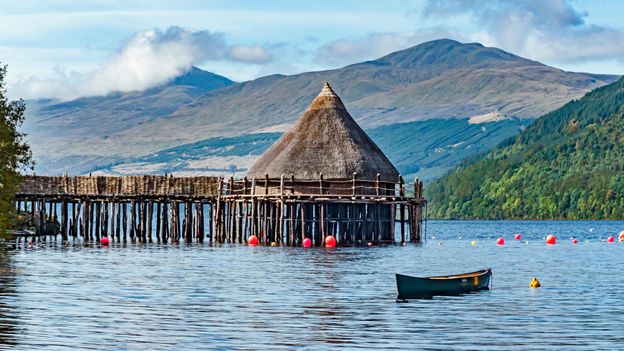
left=1, top=220, right=623, bottom=350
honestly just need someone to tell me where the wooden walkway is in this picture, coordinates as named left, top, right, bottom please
left=15, top=174, right=425, bottom=246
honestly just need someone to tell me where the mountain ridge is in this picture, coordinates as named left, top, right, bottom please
left=22, top=38, right=619, bottom=177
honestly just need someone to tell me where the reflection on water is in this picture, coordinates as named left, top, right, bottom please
left=0, top=251, right=19, bottom=348
left=0, top=220, right=623, bottom=350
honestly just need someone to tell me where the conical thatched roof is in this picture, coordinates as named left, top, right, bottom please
left=247, top=82, right=399, bottom=180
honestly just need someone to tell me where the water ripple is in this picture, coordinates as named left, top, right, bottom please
left=0, top=220, right=623, bottom=350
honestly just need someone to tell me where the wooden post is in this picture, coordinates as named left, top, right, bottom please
left=138, top=201, right=143, bottom=242
left=376, top=173, right=381, bottom=243
left=176, top=201, right=182, bottom=242
left=351, top=173, right=357, bottom=243
left=115, top=201, right=121, bottom=241
left=122, top=202, right=128, bottom=242
left=94, top=201, right=101, bottom=241
left=320, top=201, right=325, bottom=244
left=73, top=202, right=80, bottom=238
left=185, top=201, right=192, bottom=243
left=193, top=202, right=200, bottom=241
left=103, top=201, right=109, bottom=237
left=155, top=202, right=161, bottom=242
left=411, top=177, right=419, bottom=242
left=399, top=175, right=405, bottom=244
left=61, top=200, right=68, bottom=240
left=199, top=203, right=205, bottom=243
left=262, top=174, right=269, bottom=244
left=130, top=200, right=136, bottom=241
left=262, top=201, right=268, bottom=244
left=289, top=203, right=295, bottom=246
left=82, top=201, right=89, bottom=240
left=300, top=203, right=305, bottom=245
left=110, top=201, right=116, bottom=240
left=169, top=200, right=176, bottom=243
left=242, top=201, right=249, bottom=241
left=142, top=201, right=148, bottom=243
left=161, top=201, right=169, bottom=243
left=237, top=202, right=244, bottom=243
left=213, top=177, right=223, bottom=241
left=147, top=201, right=153, bottom=243
left=250, top=178, right=256, bottom=238
left=279, top=175, right=285, bottom=244
left=208, top=202, right=213, bottom=242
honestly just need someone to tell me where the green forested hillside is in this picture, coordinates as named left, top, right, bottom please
left=427, top=77, right=624, bottom=219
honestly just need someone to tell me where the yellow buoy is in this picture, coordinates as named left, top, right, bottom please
left=471, top=240, right=477, bottom=246
left=530, top=277, right=541, bottom=288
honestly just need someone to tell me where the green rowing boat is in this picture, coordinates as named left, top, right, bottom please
left=396, top=269, right=492, bottom=300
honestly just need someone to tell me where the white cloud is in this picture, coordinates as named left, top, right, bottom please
left=422, top=0, right=624, bottom=64
left=315, top=28, right=466, bottom=67
left=313, top=0, right=624, bottom=71
left=10, top=26, right=273, bottom=100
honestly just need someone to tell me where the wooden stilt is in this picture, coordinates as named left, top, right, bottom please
left=185, top=202, right=192, bottom=243
left=110, top=201, right=116, bottom=240
left=122, top=202, right=128, bottom=242
left=155, top=202, right=161, bottom=243
left=161, top=201, right=169, bottom=243
left=61, top=200, right=68, bottom=240
left=147, top=201, right=153, bottom=243
left=208, top=203, right=213, bottom=242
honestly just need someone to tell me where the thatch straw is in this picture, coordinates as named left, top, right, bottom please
left=247, top=82, right=399, bottom=180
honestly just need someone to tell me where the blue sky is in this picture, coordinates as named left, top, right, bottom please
left=2, top=0, right=624, bottom=99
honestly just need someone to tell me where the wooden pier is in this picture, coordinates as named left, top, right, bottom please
left=15, top=82, right=428, bottom=246
left=15, top=174, right=425, bottom=246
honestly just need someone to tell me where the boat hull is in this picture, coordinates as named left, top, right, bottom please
left=396, top=269, right=492, bottom=300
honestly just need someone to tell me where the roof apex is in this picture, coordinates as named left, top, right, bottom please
left=309, top=81, right=345, bottom=111
left=319, top=82, right=337, bottom=97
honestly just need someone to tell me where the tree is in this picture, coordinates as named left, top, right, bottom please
left=0, top=64, right=33, bottom=230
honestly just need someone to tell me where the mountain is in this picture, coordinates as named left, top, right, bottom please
left=426, top=76, right=624, bottom=219
left=23, top=66, right=234, bottom=158
left=87, top=117, right=527, bottom=182
left=22, top=39, right=618, bottom=177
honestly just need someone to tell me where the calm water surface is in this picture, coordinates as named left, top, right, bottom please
left=1, top=220, right=623, bottom=350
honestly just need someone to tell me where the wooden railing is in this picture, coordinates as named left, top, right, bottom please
left=16, top=174, right=424, bottom=201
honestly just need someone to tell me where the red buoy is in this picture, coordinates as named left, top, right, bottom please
left=248, top=235, right=259, bottom=246
left=496, top=237, right=505, bottom=246
left=514, top=234, right=522, bottom=241
left=546, top=234, right=557, bottom=245
left=572, top=239, right=578, bottom=244
left=607, top=236, right=615, bottom=243
left=302, top=238, right=312, bottom=248
left=325, top=235, right=337, bottom=247
left=101, top=237, right=110, bottom=246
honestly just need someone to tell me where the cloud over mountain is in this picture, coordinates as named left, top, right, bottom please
left=314, top=0, right=624, bottom=69
left=12, top=26, right=273, bottom=100
left=423, top=0, right=624, bottom=64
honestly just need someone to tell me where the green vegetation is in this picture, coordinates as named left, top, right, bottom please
left=93, top=118, right=524, bottom=182
left=427, top=77, right=624, bottom=219
left=368, top=118, right=525, bottom=182
left=0, top=64, right=33, bottom=229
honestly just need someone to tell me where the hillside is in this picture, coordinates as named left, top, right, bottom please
left=84, top=118, right=526, bottom=182
left=24, top=66, right=234, bottom=155
left=427, top=77, right=624, bottom=219
left=22, top=39, right=618, bottom=176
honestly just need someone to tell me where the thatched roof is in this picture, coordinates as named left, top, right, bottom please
left=247, top=82, right=399, bottom=181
